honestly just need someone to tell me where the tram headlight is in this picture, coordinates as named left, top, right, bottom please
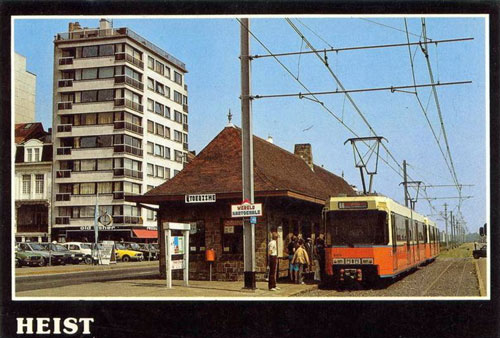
left=362, top=258, right=373, bottom=264
left=333, top=258, right=344, bottom=264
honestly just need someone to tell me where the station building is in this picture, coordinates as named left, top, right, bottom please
left=130, top=125, right=354, bottom=281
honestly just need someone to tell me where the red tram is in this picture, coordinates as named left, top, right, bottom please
left=322, top=195, right=440, bottom=287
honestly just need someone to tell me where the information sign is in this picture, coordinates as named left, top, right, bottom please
left=185, top=194, right=216, bottom=203
left=231, top=200, right=263, bottom=218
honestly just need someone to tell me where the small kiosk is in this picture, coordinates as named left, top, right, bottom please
left=163, top=222, right=190, bottom=288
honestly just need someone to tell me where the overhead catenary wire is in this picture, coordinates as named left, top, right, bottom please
left=360, top=18, right=430, bottom=40
left=251, top=37, right=473, bottom=59
left=235, top=18, right=405, bottom=183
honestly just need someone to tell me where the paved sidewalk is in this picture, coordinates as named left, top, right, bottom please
left=15, top=277, right=317, bottom=298
left=15, top=260, right=158, bottom=276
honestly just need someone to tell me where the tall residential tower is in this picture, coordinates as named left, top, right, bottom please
left=52, top=19, right=189, bottom=242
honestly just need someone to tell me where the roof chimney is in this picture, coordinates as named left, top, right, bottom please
left=100, top=18, right=112, bottom=30
left=294, top=143, right=314, bottom=171
left=267, top=135, right=274, bottom=144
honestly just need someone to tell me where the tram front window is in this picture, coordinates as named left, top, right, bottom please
left=326, top=210, right=388, bottom=246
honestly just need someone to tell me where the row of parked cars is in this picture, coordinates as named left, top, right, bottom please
left=15, top=241, right=160, bottom=268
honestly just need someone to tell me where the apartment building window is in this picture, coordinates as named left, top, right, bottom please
left=81, top=46, right=98, bottom=58
left=155, top=165, right=164, bottom=178
left=183, top=133, right=188, bottom=143
left=183, top=95, right=188, bottom=105
left=73, top=182, right=96, bottom=195
left=147, top=78, right=154, bottom=90
left=98, top=112, right=113, bottom=124
left=147, top=163, right=154, bottom=176
left=81, top=68, right=98, bottom=80
left=147, top=120, right=154, bottom=133
left=155, top=82, right=165, bottom=96
left=74, top=135, right=113, bottom=148
left=174, top=91, right=182, bottom=104
left=174, top=169, right=180, bottom=176
left=59, top=207, right=71, bottom=217
left=97, top=182, right=113, bottom=194
left=130, top=47, right=142, bottom=61
left=98, top=158, right=113, bottom=170
left=99, top=44, right=115, bottom=56
left=174, top=130, right=182, bottom=142
left=154, top=144, right=164, bottom=157
left=147, top=185, right=155, bottom=192
left=100, top=66, right=114, bottom=78
left=174, top=71, right=183, bottom=85
left=164, top=106, right=171, bottom=119
left=174, top=150, right=183, bottom=163
left=22, top=175, right=31, bottom=194
left=165, top=85, right=170, bottom=98
left=165, top=167, right=171, bottom=179
left=122, top=112, right=141, bottom=126
left=124, top=66, right=142, bottom=81
left=165, top=66, right=171, bottom=79
left=155, top=123, right=164, bottom=137
left=146, top=142, right=154, bottom=154
left=154, top=102, right=163, bottom=115
left=26, top=148, right=32, bottom=162
left=124, top=182, right=141, bottom=195
left=81, top=113, right=97, bottom=125
left=147, top=99, right=154, bottom=112
left=174, top=111, right=182, bottom=123
left=155, top=60, right=164, bottom=75
left=165, top=127, right=171, bottom=139
left=165, top=147, right=171, bottom=159
left=124, top=90, right=141, bottom=105
left=123, top=205, right=141, bottom=216
left=148, top=56, right=154, bottom=69
left=147, top=209, right=156, bottom=221
left=34, top=174, right=44, bottom=194
left=73, top=159, right=96, bottom=171
left=80, top=89, right=114, bottom=103
left=113, top=134, right=142, bottom=149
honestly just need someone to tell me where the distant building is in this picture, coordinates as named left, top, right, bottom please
left=14, top=53, right=36, bottom=124
left=14, top=123, right=52, bottom=242
left=130, top=126, right=354, bottom=281
left=51, top=19, right=189, bottom=242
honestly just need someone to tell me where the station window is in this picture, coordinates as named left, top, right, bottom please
left=221, top=219, right=243, bottom=254
left=188, top=220, right=205, bottom=253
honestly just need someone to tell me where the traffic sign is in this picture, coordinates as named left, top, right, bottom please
left=250, top=216, right=257, bottom=224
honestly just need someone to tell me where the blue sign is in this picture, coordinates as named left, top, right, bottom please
left=250, top=216, right=257, bottom=224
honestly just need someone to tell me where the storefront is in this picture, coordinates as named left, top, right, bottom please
left=129, top=126, right=354, bottom=281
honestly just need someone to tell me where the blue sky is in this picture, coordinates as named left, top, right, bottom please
left=13, top=16, right=487, bottom=233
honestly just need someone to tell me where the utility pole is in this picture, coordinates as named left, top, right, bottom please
left=450, top=211, right=454, bottom=248
left=403, top=160, right=409, bottom=207
left=444, top=203, right=449, bottom=249
left=240, top=18, right=256, bottom=289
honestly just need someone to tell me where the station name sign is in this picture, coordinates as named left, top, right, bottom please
left=338, top=201, right=368, bottom=209
left=185, top=194, right=216, bottom=203
left=231, top=200, right=263, bottom=218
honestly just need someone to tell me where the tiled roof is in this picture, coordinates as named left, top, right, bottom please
left=14, top=123, right=46, bottom=144
left=145, top=126, right=354, bottom=201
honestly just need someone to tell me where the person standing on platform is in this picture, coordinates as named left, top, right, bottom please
left=315, top=234, right=326, bottom=282
left=292, top=239, right=311, bottom=284
left=268, top=232, right=280, bottom=291
left=288, top=235, right=298, bottom=283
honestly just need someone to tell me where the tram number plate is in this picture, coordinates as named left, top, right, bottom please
left=345, top=258, right=361, bottom=264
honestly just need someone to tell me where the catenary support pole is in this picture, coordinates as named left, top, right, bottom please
left=403, top=160, right=409, bottom=207
left=240, top=18, right=256, bottom=289
left=444, top=203, right=449, bottom=249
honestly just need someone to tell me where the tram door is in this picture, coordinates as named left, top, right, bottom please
left=405, top=219, right=411, bottom=267
left=391, top=213, right=398, bottom=271
left=415, top=221, right=420, bottom=262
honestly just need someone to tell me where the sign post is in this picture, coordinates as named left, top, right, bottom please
left=163, top=222, right=191, bottom=288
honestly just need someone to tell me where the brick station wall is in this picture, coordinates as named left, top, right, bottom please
left=158, top=197, right=323, bottom=281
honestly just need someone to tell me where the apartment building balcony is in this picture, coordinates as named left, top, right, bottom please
left=67, top=124, right=114, bottom=137
left=113, top=121, right=143, bottom=135
left=57, top=124, right=72, bottom=134
left=114, top=98, right=143, bottom=113
left=113, top=144, right=143, bottom=158
left=58, top=101, right=114, bottom=114
left=54, top=194, right=114, bottom=207
left=55, top=170, right=114, bottom=184
left=114, top=75, right=144, bottom=91
left=56, top=169, right=71, bottom=178
left=113, top=168, right=143, bottom=180
left=114, top=52, right=144, bottom=70
left=55, top=216, right=71, bottom=225
left=58, top=78, right=115, bottom=93
left=112, top=215, right=143, bottom=225
left=56, top=146, right=72, bottom=156
left=68, top=147, right=114, bottom=159
left=55, top=193, right=71, bottom=202
left=57, top=101, right=73, bottom=110
left=58, top=79, right=73, bottom=88
left=58, top=56, right=74, bottom=66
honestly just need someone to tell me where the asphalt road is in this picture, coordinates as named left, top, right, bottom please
left=297, top=256, right=480, bottom=297
left=16, top=264, right=159, bottom=292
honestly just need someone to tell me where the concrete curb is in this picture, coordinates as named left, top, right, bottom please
left=474, top=260, right=486, bottom=297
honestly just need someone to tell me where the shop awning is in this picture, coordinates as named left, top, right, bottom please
left=132, top=229, right=158, bottom=239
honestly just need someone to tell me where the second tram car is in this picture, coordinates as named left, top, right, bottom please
left=322, top=195, right=439, bottom=287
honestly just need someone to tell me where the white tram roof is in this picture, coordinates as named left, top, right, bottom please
left=326, top=194, right=436, bottom=228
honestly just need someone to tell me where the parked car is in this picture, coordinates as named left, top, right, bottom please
left=138, top=243, right=160, bottom=260
left=15, top=247, right=44, bottom=267
left=114, top=243, right=144, bottom=262
left=122, top=242, right=158, bottom=260
left=61, top=242, right=95, bottom=264
left=17, top=242, right=66, bottom=266
left=39, top=243, right=85, bottom=265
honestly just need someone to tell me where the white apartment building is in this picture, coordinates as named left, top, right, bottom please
left=14, top=52, right=36, bottom=124
left=52, top=19, right=189, bottom=242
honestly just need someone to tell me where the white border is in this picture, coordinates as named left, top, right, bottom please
left=11, top=14, right=490, bottom=302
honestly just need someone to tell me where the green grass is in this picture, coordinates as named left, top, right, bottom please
left=439, top=242, right=475, bottom=258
